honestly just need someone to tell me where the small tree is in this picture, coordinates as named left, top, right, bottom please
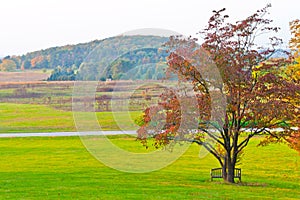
left=138, top=5, right=300, bottom=183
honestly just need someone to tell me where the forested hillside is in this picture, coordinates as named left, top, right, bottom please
left=0, top=41, right=100, bottom=71
left=0, top=35, right=169, bottom=80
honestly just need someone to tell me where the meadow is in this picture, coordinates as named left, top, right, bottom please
left=0, top=136, right=299, bottom=199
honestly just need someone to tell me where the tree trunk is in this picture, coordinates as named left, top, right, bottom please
left=226, top=162, right=235, bottom=183
left=222, top=154, right=236, bottom=183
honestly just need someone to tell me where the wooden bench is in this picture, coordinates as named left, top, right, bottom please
left=210, top=168, right=241, bottom=182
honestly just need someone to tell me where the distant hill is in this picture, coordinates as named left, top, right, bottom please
left=0, top=41, right=101, bottom=71
left=270, top=49, right=290, bottom=58
left=74, top=35, right=169, bottom=81
left=0, top=35, right=170, bottom=80
left=1, top=36, right=291, bottom=81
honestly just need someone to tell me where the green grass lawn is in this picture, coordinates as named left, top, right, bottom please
left=0, top=103, right=141, bottom=133
left=0, top=136, right=299, bottom=199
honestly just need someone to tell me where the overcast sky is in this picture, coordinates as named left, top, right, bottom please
left=0, top=0, right=298, bottom=56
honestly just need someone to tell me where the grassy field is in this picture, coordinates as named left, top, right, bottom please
left=0, top=136, right=299, bottom=199
left=0, top=103, right=141, bottom=133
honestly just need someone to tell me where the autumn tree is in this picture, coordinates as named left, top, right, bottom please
left=138, top=5, right=300, bottom=183
left=30, top=56, right=45, bottom=68
left=285, top=19, right=300, bottom=83
left=286, top=19, right=300, bottom=153
left=289, top=19, right=300, bottom=52
left=0, top=59, right=16, bottom=71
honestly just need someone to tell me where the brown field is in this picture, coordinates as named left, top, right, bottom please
left=0, top=71, right=50, bottom=82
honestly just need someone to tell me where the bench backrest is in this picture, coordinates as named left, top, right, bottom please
left=210, top=168, right=241, bottom=180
